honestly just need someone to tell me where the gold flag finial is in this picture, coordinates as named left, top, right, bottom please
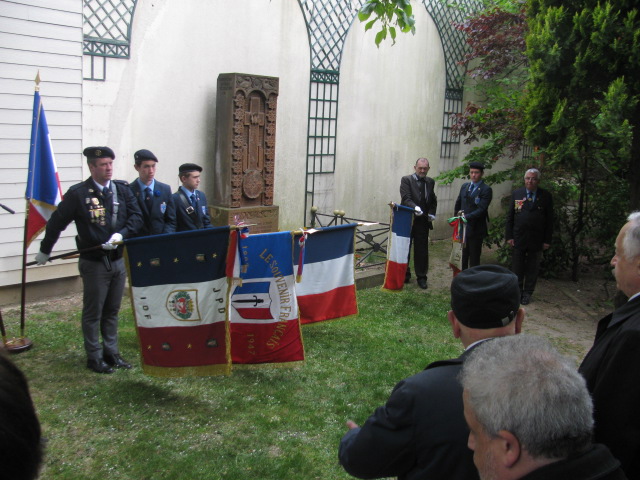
left=35, top=71, right=41, bottom=91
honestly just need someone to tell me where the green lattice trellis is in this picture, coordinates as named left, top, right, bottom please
left=83, top=0, right=138, bottom=58
left=298, top=0, right=482, bottom=223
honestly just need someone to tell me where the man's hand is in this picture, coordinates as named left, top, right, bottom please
left=35, top=251, right=50, bottom=265
left=428, top=214, right=436, bottom=222
left=102, top=232, right=123, bottom=251
left=414, top=206, right=423, bottom=216
left=507, top=239, right=515, bottom=247
left=346, top=420, right=359, bottom=430
left=543, top=243, right=550, bottom=250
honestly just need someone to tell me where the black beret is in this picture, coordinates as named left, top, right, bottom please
left=83, top=146, right=115, bottom=159
left=468, top=161, right=485, bottom=171
left=134, top=149, right=158, bottom=164
left=451, top=265, right=520, bottom=329
left=178, top=163, right=203, bottom=174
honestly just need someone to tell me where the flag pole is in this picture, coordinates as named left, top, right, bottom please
left=6, top=75, right=42, bottom=353
left=6, top=195, right=35, bottom=352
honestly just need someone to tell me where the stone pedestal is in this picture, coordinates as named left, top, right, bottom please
left=209, top=205, right=279, bottom=234
left=211, top=73, right=279, bottom=232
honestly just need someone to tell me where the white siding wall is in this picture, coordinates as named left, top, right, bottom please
left=0, top=0, right=83, bottom=287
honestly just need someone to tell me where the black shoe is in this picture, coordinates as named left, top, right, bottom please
left=104, top=353, right=132, bottom=370
left=87, top=359, right=114, bottom=374
left=521, top=293, right=531, bottom=305
left=417, top=278, right=428, bottom=290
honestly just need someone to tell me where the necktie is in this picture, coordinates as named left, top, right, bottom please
left=102, top=186, right=112, bottom=215
left=419, top=178, right=427, bottom=205
left=144, top=187, right=152, bottom=210
left=190, top=194, right=197, bottom=208
left=469, top=184, right=476, bottom=196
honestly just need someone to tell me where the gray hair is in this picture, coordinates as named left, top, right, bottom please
left=623, top=211, right=640, bottom=260
left=524, top=168, right=540, bottom=180
left=460, top=335, right=593, bottom=460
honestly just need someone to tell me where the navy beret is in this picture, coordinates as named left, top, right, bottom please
left=134, top=149, right=158, bottom=164
left=179, top=163, right=203, bottom=174
left=83, top=146, right=115, bottom=159
left=468, top=161, right=485, bottom=171
left=451, top=265, right=520, bottom=329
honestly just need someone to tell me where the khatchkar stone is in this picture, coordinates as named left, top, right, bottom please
left=213, top=73, right=278, bottom=210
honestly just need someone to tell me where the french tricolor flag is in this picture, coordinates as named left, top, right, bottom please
left=382, top=204, right=414, bottom=290
left=295, top=224, right=358, bottom=325
left=25, top=89, right=63, bottom=247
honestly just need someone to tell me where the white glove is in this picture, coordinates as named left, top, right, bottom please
left=414, top=206, right=423, bottom=216
left=428, top=214, right=436, bottom=222
left=102, top=232, right=123, bottom=250
left=35, top=251, right=50, bottom=265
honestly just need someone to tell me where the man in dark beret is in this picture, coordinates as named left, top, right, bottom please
left=129, top=149, right=176, bottom=236
left=35, top=146, right=142, bottom=374
left=172, top=163, right=213, bottom=231
left=339, top=265, right=524, bottom=480
left=454, top=162, right=493, bottom=270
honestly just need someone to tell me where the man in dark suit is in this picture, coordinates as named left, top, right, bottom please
left=454, top=162, right=492, bottom=270
left=35, top=146, right=142, bottom=373
left=338, top=265, right=524, bottom=480
left=505, top=168, right=553, bottom=305
left=129, top=149, right=176, bottom=236
left=172, top=163, right=213, bottom=231
left=579, top=211, right=640, bottom=479
left=400, top=157, right=437, bottom=289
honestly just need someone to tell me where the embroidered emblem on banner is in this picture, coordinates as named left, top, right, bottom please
left=166, top=290, right=200, bottom=321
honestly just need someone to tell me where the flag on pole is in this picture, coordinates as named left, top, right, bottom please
left=382, top=204, right=414, bottom=291
left=294, top=224, right=358, bottom=324
left=124, top=228, right=233, bottom=377
left=229, top=231, right=304, bottom=365
left=448, top=216, right=466, bottom=277
left=25, top=89, right=63, bottom=247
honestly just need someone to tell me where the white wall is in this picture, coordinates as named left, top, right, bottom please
left=82, top=0, right=310, bottom=229
left=336, top=6, right=445, bottom=227
left=0, top=0, right=83, bottom=287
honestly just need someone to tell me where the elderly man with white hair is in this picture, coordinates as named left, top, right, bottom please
left=580, top=211, right=640, bottom=479
left=505, top=168, right=553, bottom=305
left=461, top=334, right=626, bottom=480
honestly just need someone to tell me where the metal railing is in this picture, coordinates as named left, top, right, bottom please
left=309, top=208, right=389, bottom=270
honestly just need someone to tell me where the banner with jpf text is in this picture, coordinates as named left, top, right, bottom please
left=125, top=228, right=232, bottom=377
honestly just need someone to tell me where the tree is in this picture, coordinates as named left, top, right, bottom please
left=526, top=0, right=640, bottom=279
left=358, top=0, right=416, bottom=46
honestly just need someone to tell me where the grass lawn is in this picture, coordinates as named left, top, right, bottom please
left=12, top=285, right=460, bottom=480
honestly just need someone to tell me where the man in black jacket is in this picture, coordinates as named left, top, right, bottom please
left=454, top=162, right=492, bottom=270
left=579, top=211, right=640, bottom=479
left=400, top=157, right=437, bottom=289
left=338, top=265, right=524, bottom=480
left=505, top=168, right=553, bottom=305
left=35, top=146, right=142, bottom=373
left=129, top=149, right=176, bottom=236
left=172, top=163, right=213, bottom=231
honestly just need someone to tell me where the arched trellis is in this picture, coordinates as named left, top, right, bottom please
left=83, top=0, right=138, bottom=80
left=81, top=0, right=481, bottom=221
left=298, top=0, right=482, bottom=224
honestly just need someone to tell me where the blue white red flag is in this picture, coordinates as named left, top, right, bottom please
left=230, top=231, right=304, bottom=365
left=382, top=204, right=414, bottom=290
left=25, top=90, right=63, bottom=247
left=294, top=224, right=358, bottom=324
left=124, top=227, right=232, bottom=377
